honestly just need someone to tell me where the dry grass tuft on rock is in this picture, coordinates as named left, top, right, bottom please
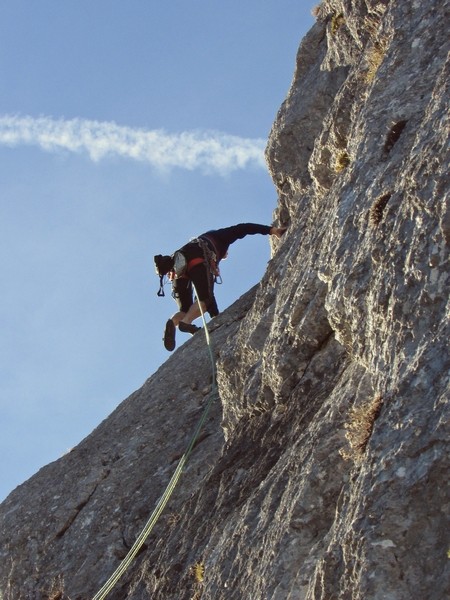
left=331, top=13, right=345, bottom=36
left=189, top=561, right=205, bottom=600
left=370, top=193, right=392, bottom=226
left=365, top=39, right=388, bottom=83
left=335, top=151, right=350, bottom=172
left=166, top=512, right=181, bottom=528
left=311, top=3, right=325, bottom=19
left=341, top=395, right=383, bottom=462
left=46, top=575, right=71, bottom=600
left=192, top=561, right=205, bottom=583
left=364, top=15, right=382, bottom=40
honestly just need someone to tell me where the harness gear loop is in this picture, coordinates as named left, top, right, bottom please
left=192, top=237, right=222, bottom=306
left=194, top=237, right=220, bottom=279
left=157, top=275, right=166, bottom=297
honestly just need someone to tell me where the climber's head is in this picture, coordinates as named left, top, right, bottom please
left=154, top=254, right=174, bottom=276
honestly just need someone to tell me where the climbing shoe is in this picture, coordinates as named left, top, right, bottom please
left=163, top=319, right=176, bottom=351
left=178, top=322, right=201, bottom=335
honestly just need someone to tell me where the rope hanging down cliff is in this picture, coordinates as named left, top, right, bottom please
left=91, top=289, right=218, bottom=600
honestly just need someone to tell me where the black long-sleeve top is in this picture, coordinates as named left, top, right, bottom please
left=179, top=223, right=271, bottom=262
left=200, top=223, right=272, bottom=260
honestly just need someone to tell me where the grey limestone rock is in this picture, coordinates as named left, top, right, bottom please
left=1, top=0, right=449, bottom=598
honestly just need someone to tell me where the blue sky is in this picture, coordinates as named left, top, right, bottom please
left=0, top=1, right=314, bottom=502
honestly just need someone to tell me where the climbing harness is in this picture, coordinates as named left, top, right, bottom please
left=195, top=236, right=221, bottom=282
left=91, top=285, right=217, bottom=600
left=155, top=238, right=222, bottom=299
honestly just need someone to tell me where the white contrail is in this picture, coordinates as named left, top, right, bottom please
left=0, top=114, right=267, bottom=174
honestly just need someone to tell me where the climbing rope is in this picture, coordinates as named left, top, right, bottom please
left=92, top=290, right=217, bottom=600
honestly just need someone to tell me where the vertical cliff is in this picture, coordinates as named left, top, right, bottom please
left=1, top=0, right=449, bottom=599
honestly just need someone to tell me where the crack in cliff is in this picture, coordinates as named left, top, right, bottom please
left=55, top=471, right=110, bottom=540
left=169, top=431, right=212, bottom=464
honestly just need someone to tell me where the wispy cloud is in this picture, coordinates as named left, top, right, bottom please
left=0, top=114, right=266, bottom=174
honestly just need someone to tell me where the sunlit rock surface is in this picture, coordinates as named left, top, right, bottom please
left=1, top=1, right=449, bottom=598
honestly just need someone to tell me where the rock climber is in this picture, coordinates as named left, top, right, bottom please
left=154, top=223, right=286, bottom=351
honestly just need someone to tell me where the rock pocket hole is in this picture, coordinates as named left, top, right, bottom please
left=383, top=120, right=408, bottom=154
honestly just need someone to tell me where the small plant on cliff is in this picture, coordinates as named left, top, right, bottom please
left=45, top=575, right=71, bottom=600
left=334, top=151, right=350, bottom=173
left=189, top=561, right=205, bottom=599
left=341, top=395, right=383, bottom=463
left=192, top=561, right=205, bottom=583
left=365, top=38, right=388, bottom=83
left=369, top=193, right=392, bottom=226
left=166, top=512, right=181, bottom=528
left=364, top=15, right=382, bottom=40
left=331, top=13, right=345, bottom=35
left=311, top=3, right=323, bottom=18
left=43, top=575, right=70, bottom=600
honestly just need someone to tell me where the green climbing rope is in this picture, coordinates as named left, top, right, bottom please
left=92, top=294, right=217, bottom=600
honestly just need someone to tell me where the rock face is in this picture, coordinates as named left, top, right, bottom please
left=1, top=0, right=449, bottom=598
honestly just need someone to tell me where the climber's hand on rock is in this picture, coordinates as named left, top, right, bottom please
left=270, top=227, right=287, bottom=238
